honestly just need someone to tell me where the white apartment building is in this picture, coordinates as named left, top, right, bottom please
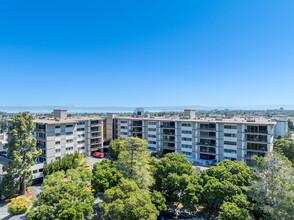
left=114, top=110, right=276, bottom=166
left=33, top=110, right=103, bottom=163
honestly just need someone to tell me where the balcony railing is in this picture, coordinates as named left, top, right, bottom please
left=245, top=129, right=268, bottom=134
left=197, top=142, right=216, bottom=147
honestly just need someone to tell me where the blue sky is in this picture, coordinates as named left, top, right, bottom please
left=0, top=0, right=293, bottom=107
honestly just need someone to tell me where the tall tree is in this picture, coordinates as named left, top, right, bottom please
left=248, top=152, right=294, bottom=219
left=114, top=137, right=154, bottom=190
left=108, top=138, right=126, bottom=160
left=3, top=112, right=41, bottom=195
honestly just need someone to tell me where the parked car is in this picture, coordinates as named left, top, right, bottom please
left=92, top=152, right=104, bottom=158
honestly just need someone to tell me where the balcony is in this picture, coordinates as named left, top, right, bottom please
left=197, top=142, right=216, bottom=147
left=244, top=129, right=268, bottom=134
left=161, top=131, right=175, bottom=136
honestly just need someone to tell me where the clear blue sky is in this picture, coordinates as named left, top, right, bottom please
left=0, top=0, right=293, bottom=107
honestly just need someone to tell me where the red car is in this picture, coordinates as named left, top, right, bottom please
left=92, top=152, right=104, bottom=158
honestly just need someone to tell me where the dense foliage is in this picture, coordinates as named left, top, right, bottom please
left=8, top=196, right=31, bottom=216
left=100, top=178, right=159, bottom=220
left=114, top=137, right=154, bottom=190
left=199, top=160, right=254, bottom=210
left=91, top=159, right=122, bottom=193
left=3, top=112, right=41, bottom=195
left=218, top=202, right=251, bottom=220
left=274, top=138, right=294, bottom=164
left=43, top=152, right=86, bottom=176
left=26, top=167, right=94, bottom=220
left=0, top=174, right=20, bottom=198
left=108, top=138, right=126, bottom=160
left=248, top=152, right=294, bottom=219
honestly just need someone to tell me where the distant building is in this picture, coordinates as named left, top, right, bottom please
left=271, top=118, right=288, bottom=138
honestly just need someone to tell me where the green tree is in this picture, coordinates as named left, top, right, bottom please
left=274, top=138, right=294, bottom=164
left=0, top=174, right=19, bottom=198
left=218, top=202, right=251, bottom=220
left=114, top=137, right=154, bottom=190
left=43, top=152, right=85, bottom=176
left=162, top=173, right=202, bottom=210
left=199, top=160, right=253, bottom=209
left=26, top=167, right=94, bottom=220
left=109, top=138, right=126, bottom=160
left=91, top=159, right=122, bottom=193
left=248, top=152, right=294, bottom=219
left=152, top=152, right=194, bottom=191
left=150, top=190, right=167, bottom=214
left=100, top=178, right=159, bottom=220
left=3, top=112, right=41, bottom=195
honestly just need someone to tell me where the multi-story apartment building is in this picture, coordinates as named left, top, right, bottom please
left=33, top=110, right=103, bottom=163
left=114, top=109, right=276, bottom=166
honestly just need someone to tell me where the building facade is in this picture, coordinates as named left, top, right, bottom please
left=33, top=110, right=103, bottom=163
left=114, top=112, right=275, bottom=166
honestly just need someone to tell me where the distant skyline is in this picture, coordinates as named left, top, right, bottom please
left=1, top=0, right=294, bottom=107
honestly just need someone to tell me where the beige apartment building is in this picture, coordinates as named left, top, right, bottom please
left=113, top=110, right=276, bottom=166
left=33, top=110, right=103, bottom=163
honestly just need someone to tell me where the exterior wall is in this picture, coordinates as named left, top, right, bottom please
left=273, top=120, right=288, bottom=138
left=115, top=117, right=275, bottom=166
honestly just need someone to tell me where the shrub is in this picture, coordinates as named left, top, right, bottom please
left=8, top=196, right=31, bottom=216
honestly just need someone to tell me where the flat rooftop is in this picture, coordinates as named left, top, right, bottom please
left=116, top=116, right=276, bottom=125
left=33, top=116, right=103, bottom=124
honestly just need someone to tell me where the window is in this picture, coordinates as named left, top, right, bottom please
left=77, top=128, right=85, bottom=131
left=78, top=147, right=85, bottom=151
left=182, top=137, right=192, bottom=141
left=66, top=132, right=73, bottom=135
left=66, top=124, right=73, bottom=128
left=121, top=126, right=127, bottom=129
left=33, top=170, right=38, bottom=174
left=121, top=132, right=128, bottom=135
left=148, top=121, right=156, bottom=125
left=224, top=149, right=237, bottom=154
left=121, top=120, right=128, bottom=124
left=224, top=141, right=237, bottom=145
left=148, top=134, right=156, bottom=138
left=149, top=141, right=156, bottom=145
left=182, top=130, right=192, bottom=134
left=182, top=144, right=192, bottom=149
left=55, top=125, right=60, bottom=129
left=182, top=151, right=192, bottom=156
left=224, top=125, right=237, bottom=129
left=77, top=121, right=85, bottom=125
left=66, top=139, right=73, bottom=143
left=55, top=141, right=60, bottom=145
left=78, top=134, right=85, bottom=138
left=55, top=149, right=60, bottom=153
left=148, top=128, right=156, bottom=132
left=66, top=146, right=74, bottom=151
left=55, top=133, right=60, bottom=136
left=224, top=133, right=237, bottom=137
left=56, top=157, right=60, bottom=160
left=182, top=123, right=191, bottom=127
left=39, top=169, right=43, bottom=172
left=78, top=140, right=85, bottom=144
